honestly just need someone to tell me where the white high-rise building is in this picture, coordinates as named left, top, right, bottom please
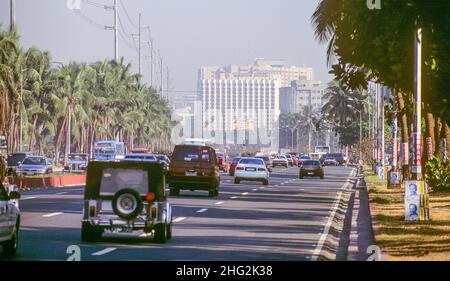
left=280, top=80, right=326, bottom=115
left=199, top=79, right=281, bottom=149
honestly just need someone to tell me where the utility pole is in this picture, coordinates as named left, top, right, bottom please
left=159, top=51, right=163, bottom=97
left=412, top=28, right=423, bottom=180
left=10, top=0, right=15, bottom=32
left=138, top=13, right=142, bottom=76
left=149, top=39, right=153, bottom=87
left=166, top=66, right=170, bottom=100
left=381, top=86, right=385, bottom=168
left=114, top=0, right=119, bottom=61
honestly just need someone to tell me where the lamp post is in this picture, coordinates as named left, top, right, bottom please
left=348, top=105, right=362, bottom=162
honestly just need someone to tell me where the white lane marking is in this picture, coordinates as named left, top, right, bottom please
left=91, top=247, right=117, bottom=256
left=252, top=188, right=258, bottom=192
left=173, top=217, right=186, bottom=223
left=215, top=201, right=224, bottom=205
left=241, top=192, right=249, bottom=195
left=230, top=196, right=238, bottom=199
left=260, top=186, right=265, bottom=189
left=55, top=192, right=68, bottom=195
left=280, top=183, right=285, bottom=185
left=196, top=208, right=208, bottom=213
left=21, top=196, right=36, bottom=200
left=139, top=233, right=151, bottom=237
left=311, top=178, right=353, bottom=261
left=42, top=212, right=64, bottom=218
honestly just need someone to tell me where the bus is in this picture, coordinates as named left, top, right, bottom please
left=93, top=141, right=126, bottom=161
left=314, top=145, right=330, bottom=155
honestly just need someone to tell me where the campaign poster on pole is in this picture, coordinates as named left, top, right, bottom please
left=404, top=180, right=429, bottom=221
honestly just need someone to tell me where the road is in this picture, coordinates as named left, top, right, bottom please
left=2, top=166, right=355, bottom=261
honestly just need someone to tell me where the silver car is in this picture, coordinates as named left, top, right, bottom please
left=17, top=156, right=53, bottom=176
left=0, top=182, right=21, bottom=255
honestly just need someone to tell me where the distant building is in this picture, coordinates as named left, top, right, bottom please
left=279, top=80, right=326, bottom=115
left=199, top=79, right=281, bottom=150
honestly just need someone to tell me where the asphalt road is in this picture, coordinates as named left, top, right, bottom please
left=1, top=166, right=354, bottom=261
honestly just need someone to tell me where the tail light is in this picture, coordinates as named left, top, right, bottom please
left=88, top=200, right=97, bottom=217
left=236, top=166, right=244, bottom=170
left=145, top=192, right=156, bottom=202
left=257, top=168, right=266, bottom=171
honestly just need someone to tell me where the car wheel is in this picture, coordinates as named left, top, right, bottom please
left=154, top=223, right=167, bottom=243
left=81, top=222, right=102, bottom=242
left=3, top=220, right=19, bottom=255
left=262, top=179, right=269, bottom=185
left=234, top=178, right=240, bottom=184
left=169, top=188, right=179, bottom=196
left=112, top=188, right=144, bottom=220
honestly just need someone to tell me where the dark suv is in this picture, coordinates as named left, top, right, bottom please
left=81, top=161, right=173, bottom=243
left=325, top=153, right=345, bottom=165
left=6, top=152, right=32, bottom=175
left=168, top=145, right=220, bottom=197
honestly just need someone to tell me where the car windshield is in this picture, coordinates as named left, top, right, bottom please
left=232, top=157, right=241, bottom=163
left=69, top=154, right=87, bottom=161
left=303, top=160, right=320, bottom=166
left=257, top=156, right=270, bottom=161
left=99, top=168, right=148, bottom=195
left=7, top=154, right=29, bottom=166
left=22, top=157, right=46, bottom=165
left=239, top=158, right=264, bottom=165
left=276, top=156, right=286, bottom=159
left=173, top=146, right=211, bottom=162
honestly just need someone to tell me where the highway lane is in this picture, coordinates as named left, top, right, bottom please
left=1, top=166, right=355, bottom=261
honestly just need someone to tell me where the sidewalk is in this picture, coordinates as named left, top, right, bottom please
left=346, top=178, right=376, bottom=261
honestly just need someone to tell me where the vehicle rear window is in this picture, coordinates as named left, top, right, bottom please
left=100, top=168, right=148, bottom=195
left=303, top=160, right=320, bottom=166
left=257, top=156, right=270, bottom=161
left=22, top=157, right=46, bottom=165
left=239, top=158, right=265, bottom=165
left=232, top=157, right=241, bottom=163
left=7, top=154, right=29, bottom=166
left=173, top=146, right=211, bottom=162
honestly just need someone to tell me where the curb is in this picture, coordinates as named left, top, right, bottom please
left=8, top=174, right=86, bottom=189
left=311, top=168, right=357, bottom=261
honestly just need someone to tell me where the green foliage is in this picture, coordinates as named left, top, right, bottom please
left=425, top=156, right=450, bottom=192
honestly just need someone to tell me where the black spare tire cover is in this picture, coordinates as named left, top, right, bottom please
left=112, top=188, right=144, bottom=220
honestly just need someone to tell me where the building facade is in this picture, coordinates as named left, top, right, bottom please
left=279, top=80, right=326, bottom=114
left=199, top=79, right=281, bottom=150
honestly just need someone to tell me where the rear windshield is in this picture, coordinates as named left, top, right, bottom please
left=100, top=168, right=148, bottom=195
left=22, top=157, right=46, bottom=165
left=125, top=155, right=156, bottom=161
left=256, top=156, right=270, bottom=161
left=275, top=155, right=286, bottom=159
left=69, top=154, right=88, bottom=160
left=303, top=160, right=320, bottom=166
left=7, top=154, right=29, bottom=166
left=173, top=146, right=211, bottom=162
left=239, top=158, right=265, bottom=165
left=300, top=156, right=311, bottom=159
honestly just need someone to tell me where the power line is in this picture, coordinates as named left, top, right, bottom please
left=73, top=9, right=108, bottom=30
left=81, top=0, right=109, bottom=9
left=117, top=14, right=138, bottom=52
left=119, top=0, right=139, bottom=30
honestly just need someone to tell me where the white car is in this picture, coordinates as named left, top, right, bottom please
left=122, top=153, right=157, bottom=162
left=234, top=157, right=269, bottom=185
left=0, top=182, right=21, bottom=255
left=272, top=155, right=289, bottom=168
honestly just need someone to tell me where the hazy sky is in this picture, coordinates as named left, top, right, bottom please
left=0, top=0, right=333, bottom=98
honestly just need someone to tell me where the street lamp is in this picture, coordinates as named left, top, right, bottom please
left=347, top=104, right=362, bottom=162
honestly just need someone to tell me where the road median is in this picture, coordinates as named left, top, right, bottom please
left=7, top=174, right=86, bottom=189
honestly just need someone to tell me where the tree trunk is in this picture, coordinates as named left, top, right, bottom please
left=396, top=91, right=410, bottom=179
left=435, top=116, right=443, bottom=159
left=445, top=121, right=450, bottom=163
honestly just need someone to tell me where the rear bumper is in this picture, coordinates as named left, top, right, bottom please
left=235, top=171, right=268, bottom=180
left=168, top=176, right=216, bottom=190
left=273, top=162, right=288, bottom=166
left=300, top=169, right=323, bottom=176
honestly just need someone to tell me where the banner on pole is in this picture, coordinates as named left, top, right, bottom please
left=404, top=180, right=429, bottom=221
left=401, top=142, right=409, bottom=166
left=426, top=137, right=432, bottom=160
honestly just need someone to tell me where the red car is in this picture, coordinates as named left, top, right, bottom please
left=216, top=152, right=230, bottom=172
left=228, top=157, right=241, bottom=176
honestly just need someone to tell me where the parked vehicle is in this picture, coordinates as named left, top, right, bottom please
left=168, top=145, right=220, bottom=197
left=93, top=141, right=125, bottom=161
left=16, top=156, right=53, bottom=176
left=130, top=148, right=150, bottom=154
left=0, top=181, right=21, bottom=255
left=65, top=153, right=89, bottom=172
left=299, top=160, right=324, bottom=179
left=81, top=161, right=172, bottom=243
left=273, top=155, right=289, bottom=168
left=234, top=157, right=269, bottom=185
left=123, top=153, right=157, bottom=162
left=6, top=152, right=32, bottom=175
left=229, top=157, right=241, bottom=176
left=155, top=154, right=170, bottom=169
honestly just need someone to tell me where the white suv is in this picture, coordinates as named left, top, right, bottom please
left=0, top=182, right=21, bottom=255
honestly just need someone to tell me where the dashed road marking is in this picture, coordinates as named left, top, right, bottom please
left=42, top=212, right=64, bottom=218
left=230, top=196, right=238, bottom=199
left=173, top=217, right=186, bottom=223
left=55, top=192, right=68, bottom=195
left=21, top=196, right=36, bottom=200
left=196, top=208, right=208, bottom=213
left=91, top=247, right=117, bottom=256
left=215, top=201, right=224, bottom=205
left=241, top=192, right=249, bottom=195
left=252, top=188, right=258, bottom=192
